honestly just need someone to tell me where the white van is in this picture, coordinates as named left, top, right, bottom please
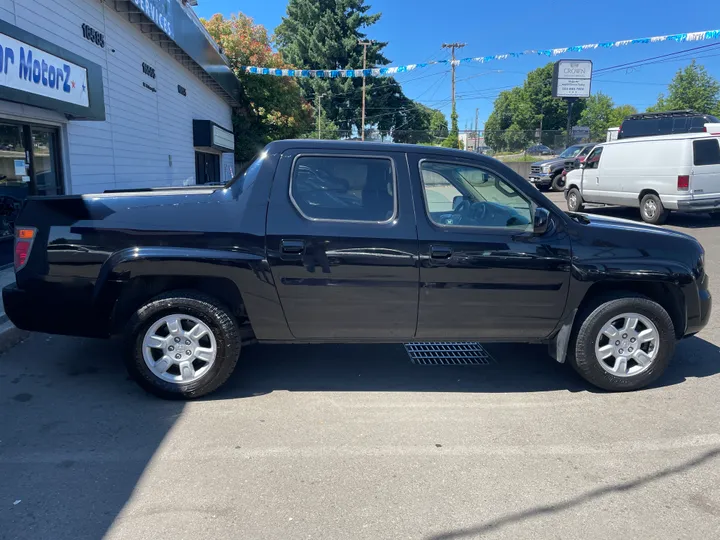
left=564, top=132, right=720, bottom=224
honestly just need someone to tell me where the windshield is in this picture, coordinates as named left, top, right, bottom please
left=559, top=145, right=584, bottom=158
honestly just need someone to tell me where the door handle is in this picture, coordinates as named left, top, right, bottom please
left=280, top=239, right=305, bottom=254
left=430, top=245, right=453, bottom=259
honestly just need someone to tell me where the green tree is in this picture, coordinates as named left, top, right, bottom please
left=202, top=14, right=313, bottom=163
left=391, top=103, right=448, bottom=144
left=300, top=106, right=341, bottom=139
left=648, top=60, right=720, bottom=114
left=441, top=108, right=461, bottom=148
left=275, top=0, right=410, bottom=134
left=578, top=92, right=637, bottom=140
left=484, top=64, right=585, bottom=152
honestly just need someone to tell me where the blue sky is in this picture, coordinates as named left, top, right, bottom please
left=195, top=0, right=720, bottom=130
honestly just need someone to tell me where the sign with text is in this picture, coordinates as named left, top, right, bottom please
left=130, top=0, right=174, bottom=39
left=0, top=31, right=89, bottom=107
left=552, top=60, right=592, bottom=99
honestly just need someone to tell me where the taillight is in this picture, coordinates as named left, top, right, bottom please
left=14, top=227, right=36, bottom=271
left=678, top=175, right=690, bottom=191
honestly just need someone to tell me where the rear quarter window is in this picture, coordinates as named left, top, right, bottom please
left=693, top=139, right=720, bottom=166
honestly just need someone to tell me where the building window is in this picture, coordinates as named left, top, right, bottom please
left=195, top=151, right=221, bottom=184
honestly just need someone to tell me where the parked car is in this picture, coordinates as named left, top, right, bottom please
left=565, top=132, right=720, bottom=224
left=3, top=140, right=710, bottom=398
left=526, top=144, right=553, bottom=156
left=618, top=110, right=719, bottom=140
left=529, top=143, right=596, bottom=192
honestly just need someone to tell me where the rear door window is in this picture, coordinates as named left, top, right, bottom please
left=693, top=139, right=720, bottom=166
left=290, top=155, right=396, bottom=222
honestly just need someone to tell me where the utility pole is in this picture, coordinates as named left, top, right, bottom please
left=358, top=40, right=373, bottom=141
left=442, top=42, right=465, bottom=147
left=474, top=107, right=479, bottom=152
left=442, top=42, right=466, bottom=112
left=316, top=92, right=326, bottom=139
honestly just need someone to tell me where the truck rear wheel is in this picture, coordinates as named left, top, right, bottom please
left=124, top=291, right=241, bottom=400
left=569, top=294, right=675, bottom=392
left=640, top=194, right=669, bottom=224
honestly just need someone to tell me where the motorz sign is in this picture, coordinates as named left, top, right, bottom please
left=0, top=32, right=89, bottom=107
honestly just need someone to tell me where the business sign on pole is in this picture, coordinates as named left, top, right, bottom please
left=552, top=60, right=593, bottom=98
left=0, top=31, right=89, bottom=107
left=572, top=126, right=590, bottom=139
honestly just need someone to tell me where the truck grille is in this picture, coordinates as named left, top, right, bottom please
left=530, top=166, right=542, bottom=174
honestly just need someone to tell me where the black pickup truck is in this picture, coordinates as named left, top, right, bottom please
left=3, top=140, right=711, bottom=399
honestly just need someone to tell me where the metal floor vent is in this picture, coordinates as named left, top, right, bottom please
left=404, top=342, right=494, bottom=366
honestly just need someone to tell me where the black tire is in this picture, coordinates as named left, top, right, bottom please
left=640, top=193, right=669, bottom=224
left=566, top=187, right=584, bottom=212
left=709, top=211, right=720, bottom=221
left=568, top=294, right=675, bottom=392
left=124, top=291, right=241, bottom=400
left=551, top=173, right=566, bottom=192
left=536, top=183, right=550, bottom=192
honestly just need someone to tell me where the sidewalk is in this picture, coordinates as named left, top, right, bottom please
left=0, top=265, right=29, bottom=351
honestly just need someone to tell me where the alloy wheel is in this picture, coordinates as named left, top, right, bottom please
left=594, top=312, right=659, bottom=377
left=142, top=314, right=217, bottom=383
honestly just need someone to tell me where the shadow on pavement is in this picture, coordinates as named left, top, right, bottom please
left=425, top=445, right=720, bottom=539
left=582, top=204, right=720, bottom=229
left=209, top=335, right=720, bottom=400
left=2, top=334, right=718, bottom=538
left=0, top=335, right=185, bottom=540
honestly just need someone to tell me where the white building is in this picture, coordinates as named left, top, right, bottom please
left=0, top=0, right=240, bottom=235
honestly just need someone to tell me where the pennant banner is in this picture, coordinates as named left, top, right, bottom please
left=240, top=29, right=720, bottom=78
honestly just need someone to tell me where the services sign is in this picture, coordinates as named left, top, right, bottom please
left=130, top=0, right=174, bottom=40
left=552, top=60, right=593, bottom=99
left=0, top=31, right=89, bottom=107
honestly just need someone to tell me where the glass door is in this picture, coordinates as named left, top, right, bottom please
left=0, top=123, right=30, bottom=240
left=30, top=127, right=63, bottom=196
left=0, top=121, right=63, bottom=265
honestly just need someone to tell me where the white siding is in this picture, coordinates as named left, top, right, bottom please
left=0, top=0, right=15, bottom=24
left=3, top=0, right=233, bottom=193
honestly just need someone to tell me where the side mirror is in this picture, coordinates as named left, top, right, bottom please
left=580, top=161, right=587, bottom=169
left=452, top=195, right=464, bottom=210
left=533, top=207, right=550, bottom=235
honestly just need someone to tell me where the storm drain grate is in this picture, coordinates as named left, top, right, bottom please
left=404, top=342, right=494, bottom=366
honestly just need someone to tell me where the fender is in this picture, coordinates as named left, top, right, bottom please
left=548, top=258, right=693, bottom=363
left=93, top=246, right=293, bottom=340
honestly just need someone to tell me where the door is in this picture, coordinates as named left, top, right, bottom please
left=411, top=156, right=572, bottom=340
left=30, top=127, right=63, bottom=196
left=195, top=151, right=220, bottom=184
left=0, top=122, right=63, bottom=265
left=691, top=138, right=720, bottom=201
left=580, top=146, right=604, bottom=203
left=0, top=123, right=30, bottom=240
left=265, top=150, right=419, bottom=339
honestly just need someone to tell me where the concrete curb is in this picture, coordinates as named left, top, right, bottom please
left=0, top=320, right=29, bottom=354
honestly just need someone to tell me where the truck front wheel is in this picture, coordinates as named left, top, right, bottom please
left=551, top=172, right=566, bottom=192
left=124, top=291, right=241, bottom=399
left=569, top=294, right=675, bottom=391
left=566, top=187, right=584, bottom=212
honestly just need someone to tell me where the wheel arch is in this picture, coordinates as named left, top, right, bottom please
left=638, top=188, right=660, bottom=204
left=550, top=279, right=686, bottom=363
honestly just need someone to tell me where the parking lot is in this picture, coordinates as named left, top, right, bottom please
left=2, top=192, right=720, bottom=539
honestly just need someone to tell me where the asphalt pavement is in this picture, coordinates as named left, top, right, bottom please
left=2, top=192, right=720, bottom=539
